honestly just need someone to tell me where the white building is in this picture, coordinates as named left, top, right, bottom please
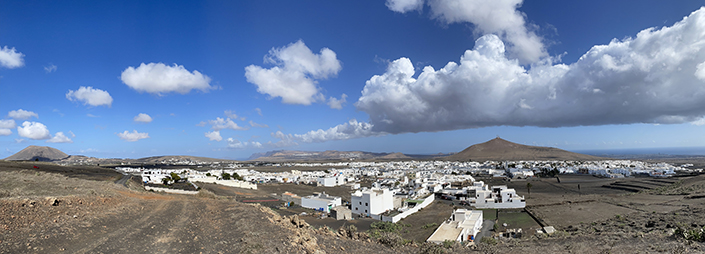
left=301, top=192, right=342, bottom=213
left=317, top=174, right=346, bottom=187
left=473, top=185, right=525, bottom=209
left=351, top=188, right=394, bottom=216
left=427, top=209, right=483, bottom=243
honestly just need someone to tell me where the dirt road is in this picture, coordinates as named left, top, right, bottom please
left=0, top=180, right=410, bottom=254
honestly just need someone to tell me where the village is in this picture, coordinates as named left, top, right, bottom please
left=113, top=158, right=699, bottom=245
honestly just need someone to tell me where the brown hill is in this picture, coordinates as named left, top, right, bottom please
left=378, top=152, right=412, bottom=160
left=446, top=138, right=603, bottom=161
left=4, top=145, right=69, bottom=161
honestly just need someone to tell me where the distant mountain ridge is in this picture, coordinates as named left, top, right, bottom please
left=4, top=146, right=69, bottom=161
left=247, top=150, right=397, bottom=162
left=4, top=146, right=236, bottom=164
left=445, top=137, right=604, bottom=161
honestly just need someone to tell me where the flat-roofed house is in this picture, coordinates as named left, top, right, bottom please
left=301, top=192, right=342, bottom=213
left=427, top=209, right=483, bottom=244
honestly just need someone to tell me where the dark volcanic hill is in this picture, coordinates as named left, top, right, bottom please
left=5, top=145, right=69, bottom=161
left=446, top=137, right=604, bottom=161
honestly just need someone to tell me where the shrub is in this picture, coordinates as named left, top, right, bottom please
left=675, top=226, right=705, bottom=242
left=419, top=243, right=445, bottom=254
left=377, top=232, right=404, bottom=247
left=441, top=240, right=455, bottom=248
left=480, top=237, right=498, bottom=245
left=422, top=223, right=438, bottom=229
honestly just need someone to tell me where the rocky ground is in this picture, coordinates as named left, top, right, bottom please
left=1, top=160, right=704, bottom=253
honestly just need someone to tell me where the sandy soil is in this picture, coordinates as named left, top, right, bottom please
left=0, top=163, right=414, bottom=254
left=2, top=160, right=705, bottom=253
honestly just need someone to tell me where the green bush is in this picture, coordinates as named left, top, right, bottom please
left=480, top=236, right=498, bottom=245
left=675, top=226, right=705, bottom=242
left=422, top=223, right=438, bottom=229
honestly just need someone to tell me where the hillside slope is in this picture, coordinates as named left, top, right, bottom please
left=4, top=146, right=69, bottom=161
left=446, top=138, right=603, bottom=161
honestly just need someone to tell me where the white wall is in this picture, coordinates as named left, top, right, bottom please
left=191, top=177, right=257, bottom=190
left=382, top=194, right=435, bottom=223
left=144, top=186, right=198, bottom=195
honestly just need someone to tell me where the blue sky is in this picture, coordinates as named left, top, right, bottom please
left=2, top=0, right=705, bottom=160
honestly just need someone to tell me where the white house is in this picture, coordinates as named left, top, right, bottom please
left=301, top=192, right=342, bottom=213
left=351, top=188, right=394, bottom=216
left=427, top=209, right=483, bottom=243
left=317, top=174, right=346, bottom=187
left=472, top=185, right=525, bottom=209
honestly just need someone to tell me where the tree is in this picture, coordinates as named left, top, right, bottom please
left=170, top=172, right=181, bottom=182
left=222, top=172, right=231, bottom=180
left=526, top=182, right=533, bottom=198
left=162, top=176, right=172, bottom=185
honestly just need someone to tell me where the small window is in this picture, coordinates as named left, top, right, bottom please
left=359, top=202, right=362, bottom=205
left=365, top=203, right=368, bottom=206
left=355, top=207, right=358, bottom=211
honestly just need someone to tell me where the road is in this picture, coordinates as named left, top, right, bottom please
left=114, top=174, right=131, bottom=187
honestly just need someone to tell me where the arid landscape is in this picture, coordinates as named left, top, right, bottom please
left=2, top=153, right=705, bottom=253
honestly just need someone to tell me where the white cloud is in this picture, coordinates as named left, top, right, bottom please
left=68, top=131, right=76, bottom=138
left=121, top=63, right=214, bottom=95
left=255, top=108, right=263, bottom=116
left=14, top=138, right=25, bottom=143
left=327, top=94, right=347, bottom=110
left=205, top=130, right=223, bottom=142
left=224, top=110, right=238, bottom=119
left=117, top=130, right=149, bottom=142
left=8, top=109, right=38, bottom=120
left=385, top=0, right=424, bottom=13
left=44, top=64, right=57, bottom=73
left=17, top=121, right=51, bottom=140
left=207, top=117, right=248, bottom=131
left=133, top=113, right=153, bottom=123
left=351, top=8, right=705, bottom=134
left=692, top=118, right=705, bottom=126
left=227, top=138, right=263, bottom=149
left=249, top=120, right=269, bottom=128
left=278, top=8, right=705, bottom=143
left=387, top=0, right=546, bottom=63
left=66, top=86, right=113, bottom=107
left=0, top=119, right=14, bottom=136
left=0, top=119, right=16, bottom=129
left=245, top=40, right=342, bottom=105
left=47, top=132, right=73, bottom=143
left=0, top=46, right=24, bottom=69
left=271, top=119, right=380, bottom=145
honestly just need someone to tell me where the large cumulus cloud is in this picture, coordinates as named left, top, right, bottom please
left=278, top=7, right=705, bottom=144
left=386, top=0, right=546, bottom=63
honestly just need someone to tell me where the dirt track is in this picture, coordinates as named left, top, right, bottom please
left=0, top=164, right=412, bottom=254
left=2, top=161, right=705, bottom=253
